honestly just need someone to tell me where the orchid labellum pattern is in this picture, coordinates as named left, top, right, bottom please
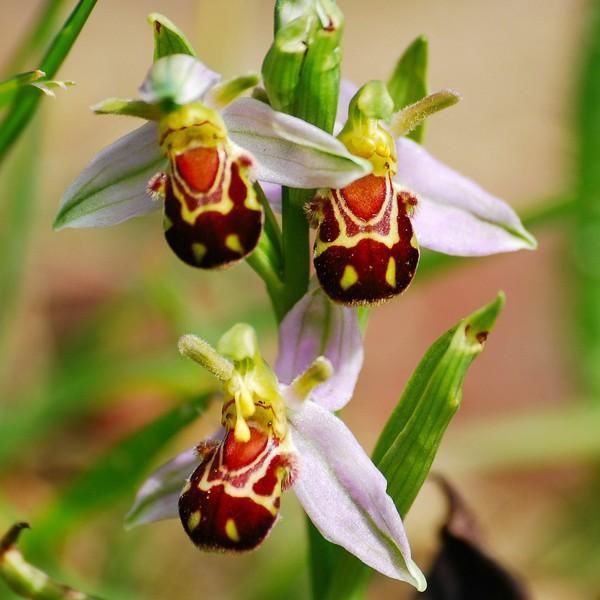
left=55, top=53, right=371, bottom=270
left=305, top=81, right=537, bottom=305
left=151, top=102, right=262, bottom=269
left=126, top=289, right=425, bottom=589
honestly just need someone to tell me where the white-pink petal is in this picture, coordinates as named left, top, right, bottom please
left=275, top=286, right=363, bottom=412
left=260, top=181, right=282, bottom=213
left=222, top=97, right=371, bottom=189
left=55, top=122, right=165, bottom=229
left=395, top=137, right=536, bottom=256
left=139, top=54, right=221, bottom=106
left=289, top=401, right=426, bottom=590
left=125, top=447, right=200, bottom=528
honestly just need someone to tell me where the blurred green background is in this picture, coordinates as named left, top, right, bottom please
left=1, top=1, right=599, bottom=598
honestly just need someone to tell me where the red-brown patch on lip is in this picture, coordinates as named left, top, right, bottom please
left=175, top=146, right=220, bottom=193
left=311, top=177, right=420, bottom=305
left=223, top=427, right=268, bottom=470
left=162, top=147, right=263, bottom=270
left=341, top=174, right=387, bottom=221
left=179, top=427, right=294, bottom=552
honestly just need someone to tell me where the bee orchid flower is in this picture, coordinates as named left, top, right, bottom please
left=125, top=287, right=426, bottom=591
left=54, top=54, right=371, bottom=269
left=267, top=81, right=536, bottom=305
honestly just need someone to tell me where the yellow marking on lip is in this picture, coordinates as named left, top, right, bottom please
left=340, top=265, right=358, bottom=290
left=187, top=510, right=201, bottom=531
left=192, top=243, right=207, bottom=263
left=163, top=215, right=173, bottom=230
left=225, top=518, right=240, bottom=542
left=385, top=257, right=396, bottom=287
left=225, top=234, right=244, bottom=255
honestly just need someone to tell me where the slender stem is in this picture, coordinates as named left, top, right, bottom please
left=246, top=233, right=286, bottom=322
left=0, top=0, right=98, bottom=164
left=280, top=187, right=311, bottom=319
left=0, top=523, right=102, bottom=599
left=254, top=183, right=283, bottom=274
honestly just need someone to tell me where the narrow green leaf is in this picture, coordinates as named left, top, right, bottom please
left=0, top=127, right=40, bottom=382
left=574, top=0, right=600, bottom=398
left=325, top=293, right=505, bottom=598
left=387, top=36, right=428, bottom=142
left=148, top=13, right=196, bottom=60
left=374, top=293, right=505, bottom=481
left=0, top=0, right=97, bottom=164
left=25, top=393, right=213, bottom=557
left=0, top=70, right=44, bottom=102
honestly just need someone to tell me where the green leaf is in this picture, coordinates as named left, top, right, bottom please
left=325, top=293, right=505, bottom=599
left=0, top=70, right=45, bottom=103
left=24, top=393, right=214, bottom=558
left=0, top=0, right=97, bottom=165
left=387, top=35, right=428, bottom=142
left=148, top=13, right=196, bottom=60
left=373, top=293, right=505, bottom=489
left=574, top=0, right=600, bottom=397
left=0, top=126, right=40, bottom=381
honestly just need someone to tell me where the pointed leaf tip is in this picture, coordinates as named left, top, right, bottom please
left=463, top=291, right=505, bottom=345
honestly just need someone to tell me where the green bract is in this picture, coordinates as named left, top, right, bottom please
left=323, top=293, right=506, bottom=598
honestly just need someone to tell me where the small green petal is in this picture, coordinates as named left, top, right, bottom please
left=204, top=73, right=261, bottom=109
left=148, top=12, right=196, bottom=60
left=92, top=98, right=163, bottom=120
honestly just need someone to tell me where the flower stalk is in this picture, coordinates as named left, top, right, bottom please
left=0, top=523, right=102, bottom=600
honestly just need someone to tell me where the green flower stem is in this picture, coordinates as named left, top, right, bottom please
left=280, top=187, right=312, bottom=319
left=0, top=0, right=97, bottom=164
left=0, top=523, right=101, bottom=599
left=246, top=240, right=286, bottom=323
left=574, top=0, right=600, bottom=398
left=255, top=183, right=283, bottom=273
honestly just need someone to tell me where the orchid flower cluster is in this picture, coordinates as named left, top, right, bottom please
left=54, top=4, right=535, bottom=595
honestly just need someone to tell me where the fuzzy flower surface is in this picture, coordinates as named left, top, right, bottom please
left=125, top=287, right=426, bottom=591
left=54, top=54, right=371, bottom=269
